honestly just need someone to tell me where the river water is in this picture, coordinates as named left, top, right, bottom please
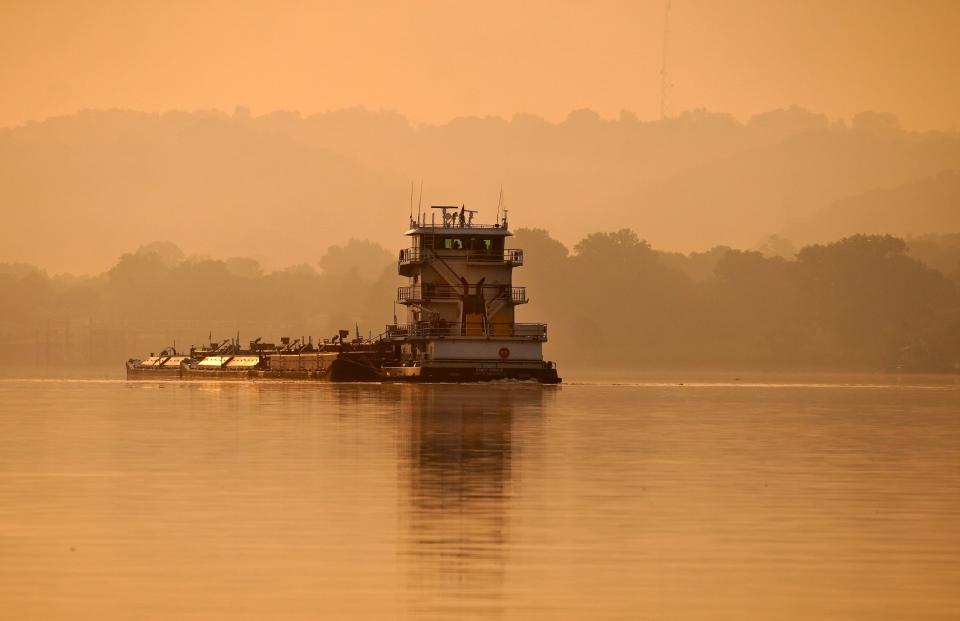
left=1, top=375, right=958, bottom=620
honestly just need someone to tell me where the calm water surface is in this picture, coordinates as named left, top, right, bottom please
left=1, top=375, right=959, bottom=620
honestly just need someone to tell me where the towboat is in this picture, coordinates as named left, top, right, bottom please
left=125, top=205, right=560, bottom=383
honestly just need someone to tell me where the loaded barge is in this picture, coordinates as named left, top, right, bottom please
left=126, top=206, right=560, bottom=383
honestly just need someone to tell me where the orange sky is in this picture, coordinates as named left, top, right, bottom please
left=2, top=0, right=959, bottom=130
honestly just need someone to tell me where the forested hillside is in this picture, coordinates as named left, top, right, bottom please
left=3, top=107, right=959, bottom=273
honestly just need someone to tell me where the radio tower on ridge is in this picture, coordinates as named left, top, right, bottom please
left=659, top=0, right=672, bottom=119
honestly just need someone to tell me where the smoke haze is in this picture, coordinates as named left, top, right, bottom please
left=1, top=1, right=959, bottom=372
left=3, top=107, right=960, bottom=274
left=2, top=1, right=959, bottom=130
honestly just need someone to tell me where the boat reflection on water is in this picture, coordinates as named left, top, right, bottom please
left=396, top=385, right=553, bottom=618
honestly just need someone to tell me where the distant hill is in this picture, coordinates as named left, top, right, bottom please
left=0, top=110, right=403, bottom=273
left=3, top=107, right=960, bottom=273
left=783, top=170, right=960, bottom=244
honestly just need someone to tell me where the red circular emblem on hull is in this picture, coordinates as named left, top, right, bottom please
left=498, top=347, right=510, bottom=359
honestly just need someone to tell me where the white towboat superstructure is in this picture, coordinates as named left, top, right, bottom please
left=380, top=205, right=560, bottom=383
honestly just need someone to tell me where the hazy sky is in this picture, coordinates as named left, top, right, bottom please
left=2, top=0, right=959, bottom=130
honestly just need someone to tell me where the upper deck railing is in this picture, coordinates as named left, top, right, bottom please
left=409, top=206, right=509, bottom=230
left=399, top=247, right=523, bottom=266
left=384, top=322, right=547, bottom=339
left=397, top=284, right=527, bottom=304
left=412, top=221, right=507, bottom=230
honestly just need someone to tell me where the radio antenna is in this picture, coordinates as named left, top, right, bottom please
left=409, top=181, right=414, bottom=224
left=417, top=180, right=423, bottom=225
left=496, top=184, right=503, bottom=223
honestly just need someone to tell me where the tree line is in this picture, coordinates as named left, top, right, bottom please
left=1, top=232, right=959, bottom=371
left=515, top=229, right=960, bottom=371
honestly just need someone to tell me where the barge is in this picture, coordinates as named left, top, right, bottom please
left=126, top=206, right=560, bottom=383
left=125, top=347, right=188, bottom=379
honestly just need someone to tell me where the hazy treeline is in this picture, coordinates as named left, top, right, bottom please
left=3, top=107, right=960, bottom=274
left=0, top=240, right=398, bottom=366
left=515, top=230, right=960, bottom=371
left=3, top=232, right=959, bottom=371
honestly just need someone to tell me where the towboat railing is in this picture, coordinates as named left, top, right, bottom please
left=399, top=247, right=523, bottom=266
left=411, top=220, right=506, bottom=230
left=398, top=247, right=421, bottom=264
left=398, top=285, right=527, bottom=303
left=384, top=322, right=547, bottom=339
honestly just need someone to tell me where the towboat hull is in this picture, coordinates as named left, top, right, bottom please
left=381, top=363, right=560, bottom=383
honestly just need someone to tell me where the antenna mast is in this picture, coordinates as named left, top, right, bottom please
left=409, top=181, right=414, bottom=225
left=659, top=0, right=672, bottom=120
left=496, top=184, right=503, bottom=223
left=417, top=180, right=423, bottom=225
